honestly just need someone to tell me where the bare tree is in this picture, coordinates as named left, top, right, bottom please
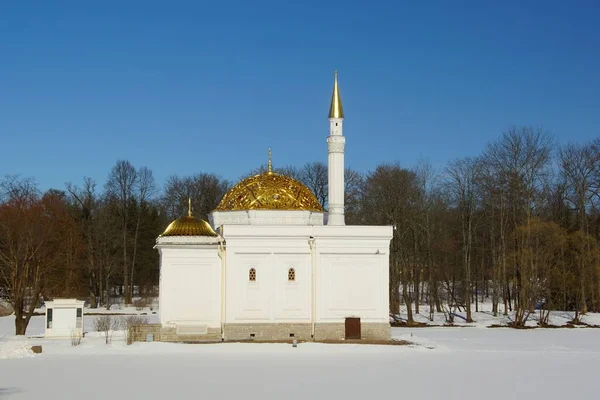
left=413, top=159, right=442, bottom=318
left=296, top=163, right=363, bottom=223
left=162, top=173, right=230, bottom=221
left=485, top=127, right=553, bottom=315
left=0, top=176, right=41, bottom=334
left=566, top=230, right=598, bottom=321
left=512, top=219, right=566, bottom=326
left=94, top=315, right=114, bottom=344
left=344, top=168, right=364, bottom=225
left=66, top=177, right=102, bottom=308
left=0, top=178, right=79, bottom=334
left=589, top=138, right=600, bottom=203
left=478, top=159, right=509, bottom=315
left=95, top=199, right=121, bottom=309
left=0, top=175, right=38, bottom=203
left=105, top=160, right=137, bottom=304
left=445, top=157, right=480, bottom=323
left=299, top=162, right=328, bottom=208
left=560, top=143, right=596, bottom=232
left=130, top=167, right=156, bottom=300
left=559, top=142, right=597, bottom=313
left=361, top=164, right=421, bottom=324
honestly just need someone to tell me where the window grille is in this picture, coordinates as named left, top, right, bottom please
left=76, top=308, right=83, bottom=328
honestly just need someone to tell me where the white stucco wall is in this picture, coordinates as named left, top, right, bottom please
left=221, top=225, right=391, bottom=325
left=158, top=245, right=221, bottom=328
left=156, top=225, right=392, bottom=331
left=223, top=226, right=312, bottom=323
left=313, top=226, right=391, bottom=323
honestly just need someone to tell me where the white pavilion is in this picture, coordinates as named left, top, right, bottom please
left=154, top=72, right=392, bottom=341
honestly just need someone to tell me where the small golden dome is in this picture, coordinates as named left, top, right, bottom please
left=215, top=171, right=323, bottom=212
left=160, top=216, right=218, bottom=237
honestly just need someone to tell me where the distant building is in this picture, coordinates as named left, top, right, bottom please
left=155, top=72, right=392, bottom=341
left=44, top=299, right=84, bottom=339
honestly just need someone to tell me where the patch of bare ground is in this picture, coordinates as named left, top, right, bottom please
left=506, top=322, right=536, bottom=329
left=566, top=321, right=600, bottom=328
left=488, top=322, right=600, bottom=329
left=487, top=323, right=536, bottom=329
left=85, top=312, right=151, bottom=316
left=317, top=339, right=411, bottom=346
left=538, top=323, right=573, bottom=329
left=177, top=339, right=412, bottom=346
left=391, top=321, right=428, bottom=328
left=391, top=321, right=474, bottom=328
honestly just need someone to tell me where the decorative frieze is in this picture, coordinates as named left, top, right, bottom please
left=156, top=235, right=222, bottom=245
left=211, top=210, right=325, bottom=228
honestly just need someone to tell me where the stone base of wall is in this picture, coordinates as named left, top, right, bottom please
left=129, top=324, right=222, bottom=343
left=314, top=322, right=390, bottom=341
left=160, top=326, right=222, bottom=342
left=130, top=324, right=163, bottom=342
left=224, top=323, right=312, bottom=341
left=313, top=323, right=344, bottom=341
left=131, top=322, right=391, bottom=343
left=361, top=322, right=391, bottom=341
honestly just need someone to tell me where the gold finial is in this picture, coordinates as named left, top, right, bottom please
left=267, top=148, right=273, bottom=174
left=188, top=197, right=192, bottom=217
left=328, top=70, right=344, bottom=119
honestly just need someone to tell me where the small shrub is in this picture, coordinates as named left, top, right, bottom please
left=70, top=329, right=82, bottom=346
left=94, top=315, right=114, bottom=344
left=114, top=315, right=148, bottom=345
left=126, top=315, right=148, bottom=326
left=127, top=315, right=148, bottom=345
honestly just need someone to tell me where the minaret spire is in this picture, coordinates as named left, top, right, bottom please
left=327, top=70, right=346, bottom=225
left=328, top=70, right=344, bottom=119
left=188, top=197, right=192, bottom=217
left=267, top=148, right=273, bottom=174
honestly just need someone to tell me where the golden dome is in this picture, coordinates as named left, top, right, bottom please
left=160, top=216, right=218, bottom=237
left=215, top=171, right=324, bottom=212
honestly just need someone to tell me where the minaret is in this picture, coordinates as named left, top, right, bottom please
left=327, top=70, right=345, bottom=225
left=267, top=148, right=273, bottom=174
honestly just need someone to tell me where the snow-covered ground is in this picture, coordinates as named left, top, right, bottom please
left=1, top=308, right=599, bottom=399
left=396, top=302, right=600, bottom=327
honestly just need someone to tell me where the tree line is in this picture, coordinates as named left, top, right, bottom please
left=1, top=125, right=600, bottom=334
left=363, top=126, right=600, bottom=327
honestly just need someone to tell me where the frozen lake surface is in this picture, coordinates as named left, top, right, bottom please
left=1, top=314, right=598, bottom=400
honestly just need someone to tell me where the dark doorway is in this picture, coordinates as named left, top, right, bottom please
left=345, top=317, right=361, bottom=340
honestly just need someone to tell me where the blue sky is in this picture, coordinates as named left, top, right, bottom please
left=1, top=1, right=599, bottom=191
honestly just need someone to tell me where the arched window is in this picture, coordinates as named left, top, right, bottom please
left=249, top=268, right=256, bottom=282
left=288, top=268, right=296, bottom=281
